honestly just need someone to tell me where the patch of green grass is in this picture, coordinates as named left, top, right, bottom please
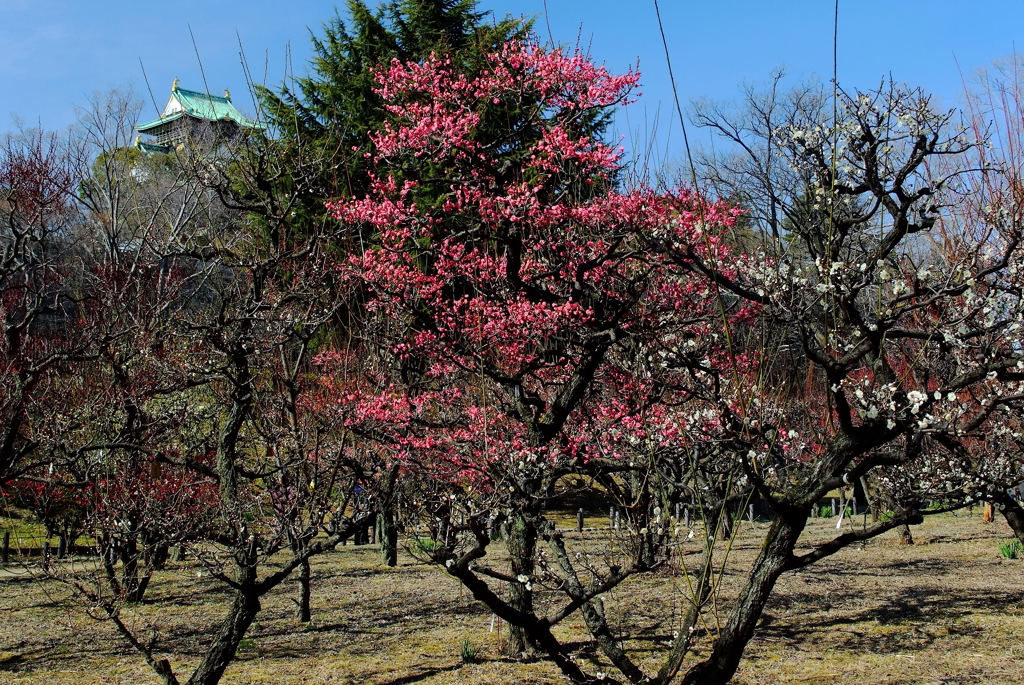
left=460, top=638, right=477, bottom=663
left=998, top=539, right=1021, bottom=559
left=415, top=538, right=440, bottom=553
left=1, top=516, right=49, bottom=546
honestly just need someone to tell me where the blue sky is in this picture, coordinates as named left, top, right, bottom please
left=3, top=0, right=1021, bottom=162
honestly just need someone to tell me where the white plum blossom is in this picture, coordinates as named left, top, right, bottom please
left=906, top=390, right=928, bottom=414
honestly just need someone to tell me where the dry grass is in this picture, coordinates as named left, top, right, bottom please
left=1, top=511, right=1022, bottom=685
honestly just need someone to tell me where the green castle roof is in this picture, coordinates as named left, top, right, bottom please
left=134, top=139, right=170, bottom=155
left=138, top=84, right=262, bottom=133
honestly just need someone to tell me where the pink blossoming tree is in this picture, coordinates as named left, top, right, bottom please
left=325, top=36, right=752, bottom=682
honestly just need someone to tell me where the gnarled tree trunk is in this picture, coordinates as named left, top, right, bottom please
left=184, top=588, right=262, bottom=685
left=295, top=557, right=311, bottom=623
left=997, top=493, right=1024, bottom=546
left=505, top=513, right=540, bottom=657
left=377, top=508, right=398, bottom=567
left=681, top=512, right=806, bottom=685
left=378, top=465, right=400, bottom=567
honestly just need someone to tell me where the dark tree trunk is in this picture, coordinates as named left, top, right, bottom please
left=118, top=535, right=159, bottom=604
left=295, top=557, right=311, bottom=623
left=127, top=573, right=153, bottom=604
left=377, top=507, right=398, bottom=567
left=540, top=519, right=648, bottom=683
left=716, top=506, right=734, bottom=541
left=445, top=552, right=613, bottom=685
left=853, top=477, right=868, bottom=514
left=123, top=536, right=166, bottom=603
left=997, top=493, right=1024, bottom=546
left=505, top=514, right=540, bottom=657
left=121, top=536, right=145, bottom=603
left=184, top=589, right=261, bottom=685
left=377, top=464, right=400, bottom=567
left=101, top=534, right=122, bottom=596
left=150, top=543, right=170, bottom=571
left=681, top=513, right=806, bottom=685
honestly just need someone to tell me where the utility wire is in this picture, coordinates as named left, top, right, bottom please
left=139, top=58, right=160, bottom=118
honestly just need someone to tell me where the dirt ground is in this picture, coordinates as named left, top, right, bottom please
left=1, top=510, right=1022, bottom=685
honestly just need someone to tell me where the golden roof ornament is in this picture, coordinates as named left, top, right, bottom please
left=224, top=88, right=231, bottom=99
left=172, top=77, right=179, bottom=91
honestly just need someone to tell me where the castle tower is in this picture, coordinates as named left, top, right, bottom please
left=136, top=79, right=262, bottom=152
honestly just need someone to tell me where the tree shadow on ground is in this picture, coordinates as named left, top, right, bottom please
left=0, top=646, right=49, bottom=670
left=0, top=640, right=116, bottom=671
left=756, top=584, right=1020, bottom=656
left=374, top=662, right=464, bottom=685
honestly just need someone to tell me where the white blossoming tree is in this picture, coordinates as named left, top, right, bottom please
left=635, top=80, right=1024, bottom=684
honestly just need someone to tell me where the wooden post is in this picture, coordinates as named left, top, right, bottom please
left=675, top=502, right=681, bottom=521
left=748, top=504, right=755, bottom=523
left=684, top=506, right=690, bottom=528
left=57, top=535, right=67, bottom=559
left=609, top=507, right=615, bottom=529
left=577, top=508, right=584, bottom=533
left=1, top=531, right=8, bottom=564
left=41, top=541, right=50, bottom=569
left=831, top=499, right=837, bottom=517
